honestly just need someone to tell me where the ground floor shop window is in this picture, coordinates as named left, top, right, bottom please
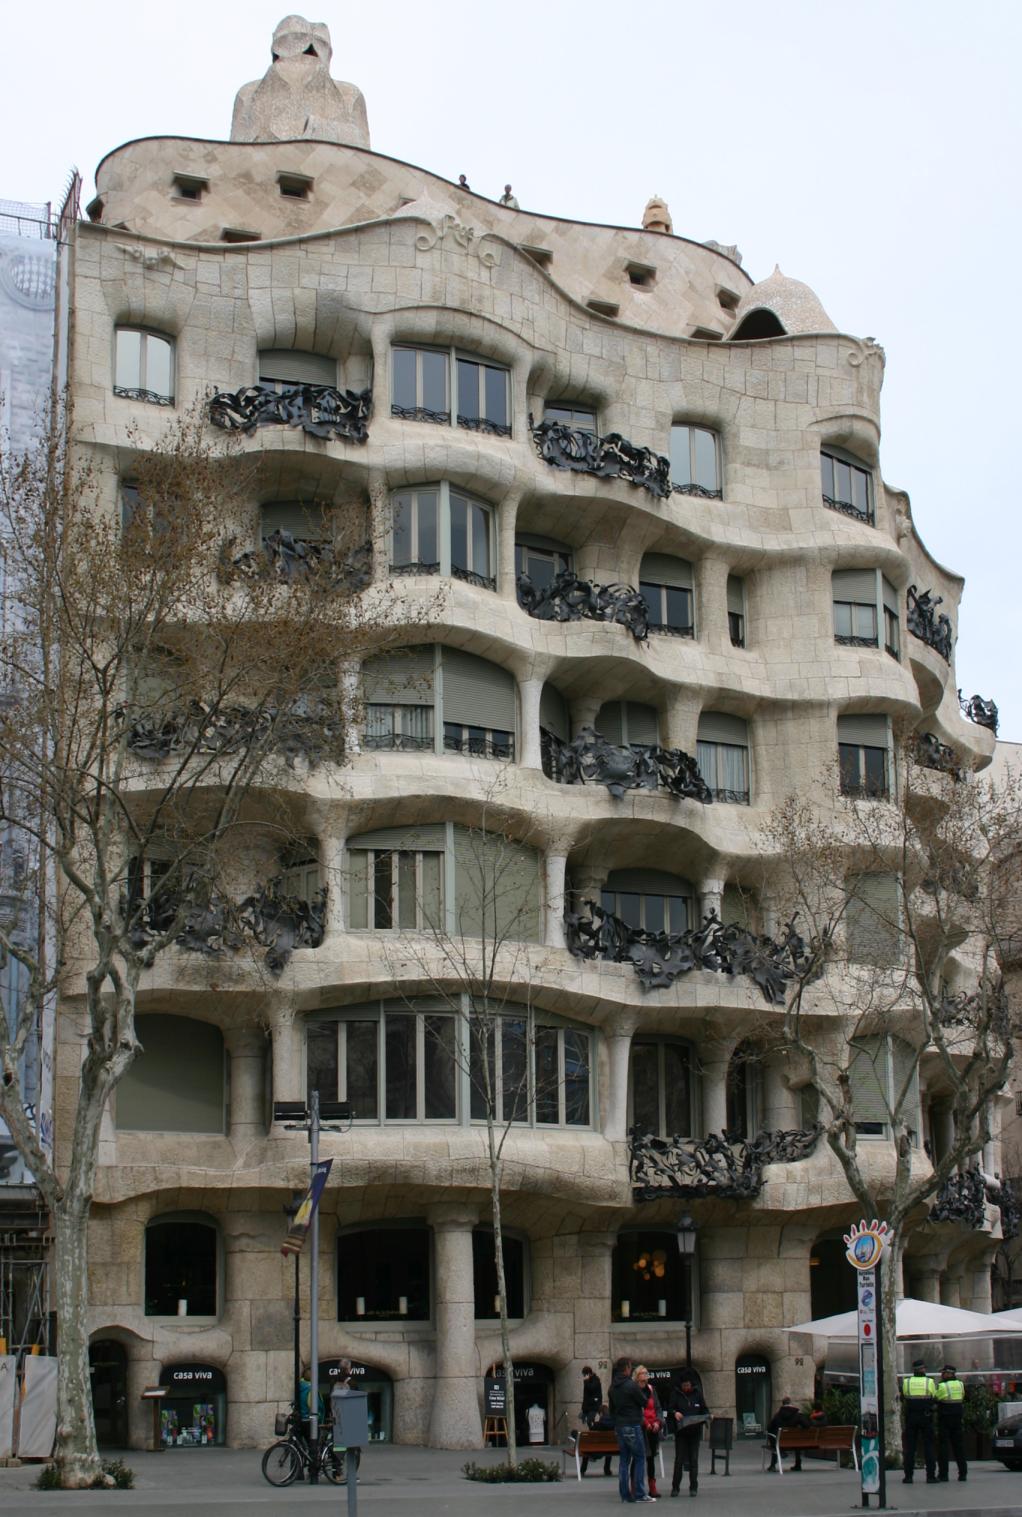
left=319, top=1360, right=393, bottom=1442
left=472, top=1228, right=526, bottom=1319
left=337, top=1224, right=430, bottom=1321
left=89, top=1339, right=128, bottom=1448
left=145, top=1214, right=218, bottom=1317
left=612, top=1229, right=690, bottom=1322
left=157, top=1364, right=226, bottom=1447
left=735, top=1353, right=771, bottom=1436
left=487, top=1361, right=554, bottom=1447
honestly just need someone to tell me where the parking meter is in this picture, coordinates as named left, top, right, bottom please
left=330, top=1385, right=368, bottom=1517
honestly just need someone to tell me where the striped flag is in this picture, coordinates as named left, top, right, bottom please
left=281, top=1159, right=333, bottom=1256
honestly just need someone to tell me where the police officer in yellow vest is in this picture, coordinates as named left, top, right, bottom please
left=900, top=1357, right=937, bottom=1483
left=935, top=1364, right=967, bottom=1482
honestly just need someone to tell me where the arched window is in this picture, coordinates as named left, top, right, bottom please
left=630, top=1038, right=695, bottom=1139
left=594, top=700, right=659, bottom=748
left=337, top=1223, right=431, bottom=1321
left=837, top=714, right=891, bottom=799
left=117, top=1015, right=225, bottom=1134
left=362, top=645, right=516, bottom=760
left=145, top=1213, right=218, bottom=1316
left=669, top=426, right=721, bottom=497
left=697, top=713, right=750, bottom=804
left=473, top=1228, right=527, bottom=1318
left=821, top=446, right=874, bottom=525
left=114, top=328, right=174, bottom=405
left=639, top=553, right=694, bottom=636
left=612, top=1229, right=691, bottom=1322
left=730, top=308, right=786, bottom=341
left=603, top=868, right=694, bottom=936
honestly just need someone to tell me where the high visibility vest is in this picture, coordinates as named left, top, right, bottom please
left=902, top=1375, right=936, bottom=1400
left=936, top=1378, right=965, bottom=1404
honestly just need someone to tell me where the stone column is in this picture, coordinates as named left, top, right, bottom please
left=571, top=694, right=602, bottom=733
left=575, top=1232, right=616, bottom=1367
left=320, top=824, right=347, bottom=937
left=701, top=1055, right=730, bottom=1137
left=603, top=1013, right=639, bottom=1140
left=912, top=1265, right=942, bottom=1304
left=696, top=556, right=730, bottom=649
left=225, top=1026, right=266, bottom=1147
left=339, top=658, right=362, bottom=757
left=544, top=851, right=568, bottom=949
left=661, top=687, right=700, bottom=756
left=519, top=676, right=544, bottom=771
left=428, top=1204, right=483, bottom=1449
left=940, top=1273, right=961, bottom=1308
left=700, top=876, right=725, bottom=923
left=270, top=1008, right=302, bottom=1107
left=496, top=490, right=521, bottom=602
left=968, top=1251, right=995, bottom=1314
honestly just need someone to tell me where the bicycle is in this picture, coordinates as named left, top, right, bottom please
left=261, top=1406, right=361, bottom=1487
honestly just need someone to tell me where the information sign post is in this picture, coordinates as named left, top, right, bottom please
left=844, top=1220, right=892, bottom=1510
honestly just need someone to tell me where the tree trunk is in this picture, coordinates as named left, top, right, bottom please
left=52, top=1193, right=103, bottom=1485
left=881, top=1231, right=904, bottom=1467
left=487, top=1127, right=517, bottom=1466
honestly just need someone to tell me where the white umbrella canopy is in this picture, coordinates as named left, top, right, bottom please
left=786, top=1297, right=1022, bottom=1339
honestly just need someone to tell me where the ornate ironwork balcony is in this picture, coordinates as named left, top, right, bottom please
left=564, top=902, right=814, bottom=1002
left=391, top=403, right=451, bottom=426
left=906, top=584, right=954, bottom=662
left=673, top=481, right=723, bottom=501
left=929, top=1167, right=997, bottom=1232
left=629, top=1124, right=822, bottom=1202
left=822, top=492, right=873, bottom=525
left=113, top=385, right=174, bottom=407
left=221, top=530, right=372, bottom=592
left=517, top=569, right=649, bottom=641
left=914, top=731, right=963, bottom=780
left=707, top=787, right=750, bottom=805
left=958, top=690, right=999, bottom=734
left=120, top=698, right=343, bottom=769
left=451, top=564, right=497, bottom=591
left=530, top=414, right=672, bottom=499
left=456, top=413, right=512, bottom=438
left=127, top=875, right=325, bottom=975
left=836, top=634, right=879, bottom=649
left=209, top=381, right=371, bottom=443
left=542, top=726, right=711, bottom=802
left=238, top=877, right=327, bottom=974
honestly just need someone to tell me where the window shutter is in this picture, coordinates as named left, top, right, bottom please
left=832, top=568, right=878, bottom=602
left=849, top=1036, right=889, bottom=1127
left=846, top=873, right=901, bottom=964
left=697, top=711, right=748, bottom=745
left=362, top=647, right=435, bottom=705
left=722, top=885, right=753, bottom=929
left=258, top=349, right=338, bottom=385
left=837, top=713, right=889, bottom=747
left=625, top=703, right=659, bottom=746
left=347, top=824, right=446, bottom=851
left=261, top=502, right=330, bottom=540
left=540, top=683, right=569, bottom=740
left=727, top=575, right=745, bottom=614
left=891, top=1036, right=922, bottom=1137
left=441, top=649, right=515, bottom=730
left=605, top=868, right=693, bottom=896
left=595, top=702, right=623, bottom=744
left=517, top=531, right=572, bottom=554
left=640, top=553, right=693, bottom=588
left=882, top=577, right=899, bottom=613
left=452, top=827, right=540, bottom=942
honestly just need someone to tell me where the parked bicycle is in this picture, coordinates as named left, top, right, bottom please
left=261, top=1405, right=361, bottom=1486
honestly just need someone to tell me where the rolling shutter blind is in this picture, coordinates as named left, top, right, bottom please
left=453, top=827, right=540, bottom=942
left=362, top=647, right=435, bottom=705
left=891, top=1036, right=921, bottom=1135
left=832, top=568, right=878, bottom=602
left=849, top=1036, right=889, bottom=1127
left=258, top=349, right=338, bottom=385
left=722, top=885, right=753, bottom=929
left=640, top=553, right=693, bottom=588
left=606, top=868, right=693, bottom=895
left=441, top=649, right=515, bottom=730
left=117, top=1015, right=225, bottom=1133
left=882, top=577, right=899, bottom=613
left=540, top=683, right=569, bottom=740
left=347, top=824, right=446, bottom=851
left=846, top=873, right=901, bottom=965
left=727, top=575, right=745, bottom=614
left=697, top=712, right=748, bottom=745
left=262, top=502, right=330, bottom=540
left=595, top=702, right=623, bottom=744
left=837, top=714, right=888, bottom=747
left=517, top=532, right=572, bottom=554
left=624, top=703, right=659, bottom=746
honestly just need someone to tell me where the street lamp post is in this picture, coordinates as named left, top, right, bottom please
left=283, top=1195, right=302, bottom=1414
left=676, top=1213, right=699, bottom=1372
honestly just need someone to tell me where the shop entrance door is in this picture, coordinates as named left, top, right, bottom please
left=734, top=1354, right=770, bottom=1437
left=89, top=1340, right=128, bottom=1448
left=510, top=1362, right=554, bottom=1447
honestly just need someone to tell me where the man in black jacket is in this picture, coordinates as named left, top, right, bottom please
left=668, top=1376, right=709, bottom=1497
left=609, top=1357, right=655, bottom=1503
left=767, top=1396, right=808, bottom=1471
left=581, top=1365, right=604, bottom=1427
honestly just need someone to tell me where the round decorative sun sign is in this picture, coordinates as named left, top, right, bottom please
left=843, top=1219, right=891, bottom=1271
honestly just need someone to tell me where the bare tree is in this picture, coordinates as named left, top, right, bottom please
left=765, top=741, right=1022, bottom=1457
left=0, top=408, right=410, bottom=1484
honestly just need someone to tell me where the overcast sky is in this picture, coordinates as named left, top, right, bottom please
left=2, top=0, right=1019, bottom=739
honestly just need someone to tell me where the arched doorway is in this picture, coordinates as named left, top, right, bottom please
left=319, top=1360, right=393, bottom=1443
left=89, top=1339, right=128, bottom=1448
left=734, top=1353, right=770, bottom=1437
left=810, top=1234, right=858, bottom=1319
left=491, top=1362, right=555, bottom=1447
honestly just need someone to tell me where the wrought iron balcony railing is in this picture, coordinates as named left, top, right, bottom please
left=822, top=492, right=874, bottom=525
left=517, top=569, right=649, bottom=641
left=629, top=1124, right=822, bottom=1201
left=530, top=415, right=674, bottom=499
left=906, top=584, right=953, bottom=663
left=126, top=875, right=326, bottom=975
left=113, top=385, right=174, bottom=407
left=541, top=726, right=711, bottom=802
left=565, top=901, right=814, bottom=1001
left=221, top=530, right=372, bottom=592
left=209, top=381, right=372, bottom=443
left=913, top=731, right=963, bottom=780
left=958, top=690, right=999, bottom=734
left=120, top=697, right=343, bottom=769
left=929, top=1168, right=1019, bottom=1239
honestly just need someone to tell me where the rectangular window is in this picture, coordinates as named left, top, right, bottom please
left=469, top=1011, right=592, bottom=1128
left=640, top=581, right=694, bottom=636
left=391, top=485, right=494, bottom=588
left=601, top=889, right=690, bottom=934
left=443, top=721, right=514, bottom=760
left=365, top=703, right=434, bottom=752
left=515, top=540, right=571, bottom=589
left=833, top=600, right=879, bottom=645
left=449, top=491, right=492, bottom=586
left=307, top=1007, right=457, bottom=1124
left=544, top=402, right=597, bottom=433
left=391, top=489, right=440, bottom=573
left=348, top=848, right=444, bottom=931
left=838, top=716, right=890, bottom=799
left=696, top=740, right=750, bottom=804
left=114, top=329, right=175, bottom=405
left=630, top=1041, right=691, bottom=1138
left=670, top=424, right=721, bottom=496
left=391, top=346, right=450, bottom=423
left=456, top=357, right=511, bottom=436
left=392, top=346, right=511, bottom=436
left=727, top=575, right=745, bottom=648
left=846, top=873, right=902, bottom=966
left=821, top=449, right=874, bottom=524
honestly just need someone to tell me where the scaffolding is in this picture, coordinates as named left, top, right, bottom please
left=0, top=200, right=55, bottom=241
left=0, top=1199, right=51, bottom=1356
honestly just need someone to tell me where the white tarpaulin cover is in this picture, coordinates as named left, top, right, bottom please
left=0, top=1356, right=16, bottom=1459
left=786, top=1297, right=1022, bottom=1339
left=15, top=1354, right=57, bottom=1457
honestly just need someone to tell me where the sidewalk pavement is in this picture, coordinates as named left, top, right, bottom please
left=2, top=1436, right=1021, bottom=1517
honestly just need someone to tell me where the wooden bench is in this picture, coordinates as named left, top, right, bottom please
left=564, top=1429, right=665, bottom=1482
left=764, top=1425, right=858, bottom=1474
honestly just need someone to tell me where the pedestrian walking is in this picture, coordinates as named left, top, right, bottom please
left=935, top=1364, right=967, bottom=1482
left=668, top=1375, right=709, bottom=1497
left=609, top=1356, right=655, bottom=1503
left=581, top=1364, right=603, bottom=1427
left=635, top=1365, right=663, bottom=1497
left=900, top=1357, right=938, bottom=1483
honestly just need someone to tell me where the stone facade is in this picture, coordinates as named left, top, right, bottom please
left=61, top=18, right=1002, bottom=1453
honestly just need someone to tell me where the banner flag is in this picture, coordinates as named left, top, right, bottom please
left=281, top=1159, right=333, bottom=1256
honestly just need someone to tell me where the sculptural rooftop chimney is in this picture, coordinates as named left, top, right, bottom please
left=230, top=14, right=370, bottom=148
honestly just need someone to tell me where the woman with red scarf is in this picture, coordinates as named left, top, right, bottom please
left=635, top=1365, right=663, bottom=1498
